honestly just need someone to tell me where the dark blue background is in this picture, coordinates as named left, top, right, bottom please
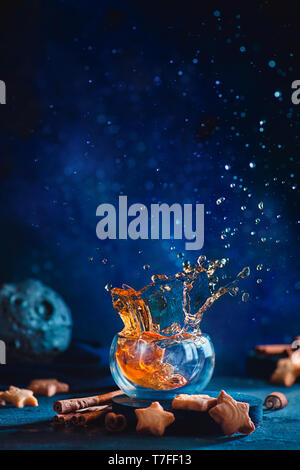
left=0, top=0, right=299, bottom=375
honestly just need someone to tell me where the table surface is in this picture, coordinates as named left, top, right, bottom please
left=0, top=376, right=299, bottom=450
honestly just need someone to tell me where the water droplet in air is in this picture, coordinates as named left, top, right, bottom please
left=258, top=201, right=264, bottom=210
left=238, top=266, right=250, bottom=278
left=257, top=279, right=262, bottom=284
left=216, top=197, right=225, bottom=205
left=143, top=264, right=150, bottom=270
left=102, top=258, right=108, bottom=264
left=242, top=292, right=249, bottom=302
left=229, top=287, right=239, bottom=297
left=105, top=283, right=112, bottom=291
left=241, top=205, right=246, bottom=211
left=256, top=264, right=263, bottom=271
left=197, top=255, right=207, bottom=265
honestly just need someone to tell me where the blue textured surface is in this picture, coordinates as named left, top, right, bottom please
left=0, top=377, right=299, bottom=450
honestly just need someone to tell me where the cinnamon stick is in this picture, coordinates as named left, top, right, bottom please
left=72, top=406, right=111, bottom=426
left=53, top=413, right=78, bottom=424
left=255, top=344, right=292, bottom=356
left=53, top=389, right=122, bottom=414
left=105, top=412, right=127, bottom=433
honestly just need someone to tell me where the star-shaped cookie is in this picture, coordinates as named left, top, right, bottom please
left=1, top=386, right=38, bottom=408
left=135, top=401, right=175, bottom=436
left=172, top=394, right=217, bottom=412
left=208, top=390, right=255, bottom=436
left=0, top=393, right=5, bottom=406
left=28, top=378, right=69, bottom=397
left=271, top=349, right=300, bottom=387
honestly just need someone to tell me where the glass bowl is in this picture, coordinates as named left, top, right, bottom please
left=110, top=332, right=215, bottom=400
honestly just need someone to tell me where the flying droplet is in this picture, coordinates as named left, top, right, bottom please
left=229, top=287, right=239, bottom=297
left=216, top=197, right=226, bottom=205
left=143, top=264, right=150, bottom=270
left=105, top=283, right=112, bottom=291
left=255, top=218, right=260, bottom=224
left=102, top=258, right=108, bottom=264
left=197, top=256, right=206, bottom=266
left=257, top=279, right=262, bottom=284
left=242, top=292, right=249, bottom=302
left=241, top=205, right=247, bottom=211
left=258, top=201, right=264, bottom=210
left=256, top=264, right=263, bottom=271
left=238, top=266, right=250, bottom=278
left=261, top=237, right=266, bottom=243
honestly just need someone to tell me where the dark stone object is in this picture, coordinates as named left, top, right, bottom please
left=0, top=279, right=72, bottom=363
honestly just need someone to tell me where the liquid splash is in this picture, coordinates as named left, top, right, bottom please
left=111, top=256, right=250, bottom=390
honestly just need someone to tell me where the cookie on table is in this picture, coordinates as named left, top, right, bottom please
left=172, top=394, right=217, bottom=412
left=1, top=386, right=38, bottom=408
left=208, top=389, right=255, bottom=436
left=28, top=378, right=69, bottom=397
left=270, top=349, right=300, bottom=387
left=135, top=401, right=175, bottom=436
left=0, top=393, right=5, bottom=406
